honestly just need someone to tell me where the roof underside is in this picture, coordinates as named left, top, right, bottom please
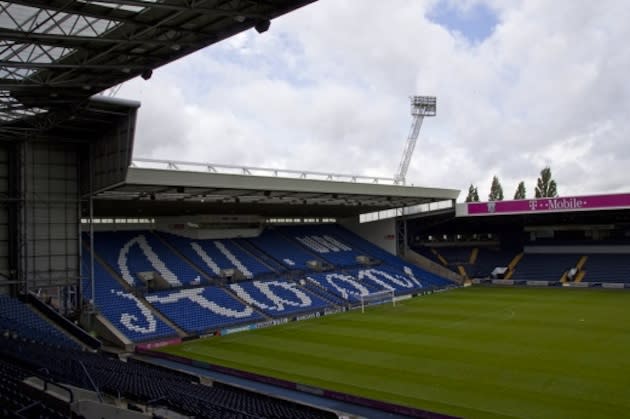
left=408, top=208, right=630, bottom=235
left=89, top=167, right=460, bottom=217
left=0, top=0, right=316, bottom=138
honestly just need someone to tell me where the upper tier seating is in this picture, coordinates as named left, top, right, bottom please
left=511, top=253, right=581, bottom=281
left=0, top=294, right=80, bottom=349
left=247, top=230, right=320, bottom=270
left=158, top=232, right=272, bottom=279
left=81, top=252, right=177, bottom=342
left=0, top=336, right=336, bottom=419
left=581, top=254, right=630, bottom=283
left=279, top=225, right=364, bottom=267
left=92, top=231, right=202, bottom=287
left=229, top=280, right=330, bottom=317
left=145, top=286, right=263, bottom=333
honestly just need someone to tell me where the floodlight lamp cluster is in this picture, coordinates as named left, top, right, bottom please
left=410, top=96, right=437, bottom=117
left=255, top=19, right=271, bottom=33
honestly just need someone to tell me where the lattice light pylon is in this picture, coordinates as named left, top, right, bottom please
left=394, top=96, right=437, bottom=185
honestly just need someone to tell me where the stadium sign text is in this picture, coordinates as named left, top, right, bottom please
left=465, top=193, right=630, bottom=216
left=255, top=318, right=289, bottom=330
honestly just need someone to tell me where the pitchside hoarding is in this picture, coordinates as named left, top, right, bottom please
left=457, top=193, right=630, bottom=217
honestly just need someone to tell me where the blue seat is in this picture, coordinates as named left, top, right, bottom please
left=0, top=295, right=80, bottom=349
left=0, top=336, right=336, bottom=419
left=246, top=230, right=318, bottom=270
left=229, top=279, right=331, bottom=317
left=82, top=252, right=177, bottom=342
left=305, top=272, right=370, bottom=303
left=511, top=254, right=580, bottom=281
left=92, top=230, right=202, bottom=287
left=145, top=286, right=263, bottom=333
left=280, top=225, right=363, bottom=267
left=157, top=232, right=272, bottom=279
left=581, top=254, right=630, bottom=283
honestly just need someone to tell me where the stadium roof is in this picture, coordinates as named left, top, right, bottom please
left=90, top=165, right=460, bottom=217
left=0, top=0, right=316, bottom=139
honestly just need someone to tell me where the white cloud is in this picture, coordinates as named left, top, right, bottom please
left=118, top=0, right=630, bottom=201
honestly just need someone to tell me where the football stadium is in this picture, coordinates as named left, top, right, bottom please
left=1, top=1, right=629, bottom=419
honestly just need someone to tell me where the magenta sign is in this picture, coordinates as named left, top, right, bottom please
left=466, top=193, right=630, bottom=216
left=136, top=337, right=182, bottom=350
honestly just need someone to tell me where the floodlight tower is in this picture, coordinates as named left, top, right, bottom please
left=394, top=96, right=437, bottom=185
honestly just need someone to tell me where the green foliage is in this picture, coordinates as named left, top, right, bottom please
left=488, top=175, right=504, bottom=201
left=465, top=184, right=480, bottom=202
left=162, top=288, right=630, bottom=419
left=535, top=167, right=558, bottom=197
left=514, top=181, right=526, bottom=199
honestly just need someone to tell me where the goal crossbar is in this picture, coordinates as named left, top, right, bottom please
left=360, top=289, right=396, bottom=313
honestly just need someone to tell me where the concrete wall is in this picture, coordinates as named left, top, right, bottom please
left=23, top=142, right=80, bottom=290
left=80, top=311, right=133, bottom=351
left=80, top=106, right=137, bottom=195
left=340, top=217, right=397, bottom=255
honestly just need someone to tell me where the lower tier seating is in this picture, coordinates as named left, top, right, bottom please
left=0, top=336, right=336, bottom=419
left=472, top=248, right=516, bottom=277
left=158, top=232, right=273, bottom=279
left=302, top=279, right=349, bottom=306
left=0, top=358, right=73, bottom=419
left=581, top=254, right=630, bottom=283
left=247, top=230, right=319, bottom=270
left=145, top=286, right=263, bottom=333
left=351, top=267, right=425, bottom=294
left=305, top=272, right=371, bottom=303
left=92, top=231, right=202, bottom=287
left=82, top=252, right=177, bottom=342
left=511, top=253, right=581, bottom=281
left=85, top=225, right=454, bottom=342
left=280, top=225, right=364, bottom=267
left=326, top=225, right=452, bottom=288
left=229, top=280, right=330, bottom=317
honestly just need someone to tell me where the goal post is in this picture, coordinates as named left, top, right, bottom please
left=360, top=290, right=396, bottom=313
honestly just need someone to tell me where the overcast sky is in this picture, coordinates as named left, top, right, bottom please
left=116, top=0, right=630, bottom=201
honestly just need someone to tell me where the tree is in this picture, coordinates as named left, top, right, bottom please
left=488, top=176, right=504, bottom=201
left=514, top=181, right=526, bottom=200
left=535, top=167, right=558, bottom=198
left=465, top=184, right=479, bottom=202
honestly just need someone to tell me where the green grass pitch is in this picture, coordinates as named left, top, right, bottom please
left=159, top=287, right=630, bottom=418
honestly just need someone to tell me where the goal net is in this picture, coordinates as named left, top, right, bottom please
left=360, top=289, right=395, bottom=313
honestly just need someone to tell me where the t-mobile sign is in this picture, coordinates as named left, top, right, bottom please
left=465, top=193, right=630, bottom=216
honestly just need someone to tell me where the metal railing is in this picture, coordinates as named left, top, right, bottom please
left=131, top=157, right=399, bottom=185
